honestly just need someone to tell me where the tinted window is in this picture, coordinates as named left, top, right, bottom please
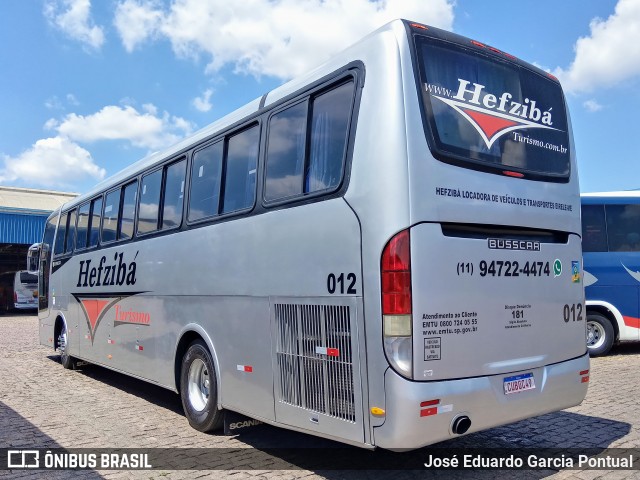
left=189, top=142, right=223, bottom=221
left=605, top=204, right=640, bottom=252
left=581, top=204, right=607, bottom=252
left=65, top=210, right=76, bottom=253
left=88, top=197, right=102, bottom=248
left=416, top=37, right=570, bottom=179
left=119, top=181, right=138, bottom=240
left=53, top=215, right=67, bottom=255
left=76, top=203, right=90, bottom=250
left=163, top=160, right=186, bottom=229
left=20, top=272, right=38, bottom=284
left=265, top=102, right=307, bottom=201
left=102, top=189, right=121, bottom=243
left=306, top=82, right=352, bottom=192
left=138, top=170, right=162, bottom=234
left=222, top=125, right=259, bottom=214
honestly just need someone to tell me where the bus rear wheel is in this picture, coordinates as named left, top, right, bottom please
left=180, top=340, right=223, bottom=432
left=586, top=312, right=614, bottom=357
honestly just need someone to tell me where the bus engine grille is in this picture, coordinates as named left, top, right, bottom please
left=275, top=303, right=355, bottom=423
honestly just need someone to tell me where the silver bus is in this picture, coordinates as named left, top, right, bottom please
left=29, top=20, right=588, bottom=450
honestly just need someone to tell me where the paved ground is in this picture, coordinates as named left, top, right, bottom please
left=0, top=313, right=639, bottom=479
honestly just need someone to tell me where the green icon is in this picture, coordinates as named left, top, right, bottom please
left=553, top=259, right=562, bottom=277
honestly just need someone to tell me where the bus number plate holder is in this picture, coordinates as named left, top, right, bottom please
left=503, top=372, right=535, bottom=395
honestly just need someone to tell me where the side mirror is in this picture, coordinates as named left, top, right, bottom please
left=27, top=243, right=41, bottom=275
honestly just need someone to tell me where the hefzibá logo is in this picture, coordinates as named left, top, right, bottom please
left=429, top=79, right=561, bottom=149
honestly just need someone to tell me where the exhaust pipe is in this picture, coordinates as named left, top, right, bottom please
left=451, top=415, right=471, bottom=435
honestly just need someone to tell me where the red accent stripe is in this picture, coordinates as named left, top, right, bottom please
left=420, top=407, right=438, bottom=417
left=579, top=370, right=589, bottom=376
left=326, top=348, right=339, bottom=357
left=623, top=316, right=640, bottom=329
left=420, top=399, right=440, bottom=407
left=244, top=366, right=253, bottom=373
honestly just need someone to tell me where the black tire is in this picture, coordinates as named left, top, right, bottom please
left=586, top=312, right=615, bottom=357
left=57, top=321, right=77, bottom=370
left=180, top=340, right=223, bottom=432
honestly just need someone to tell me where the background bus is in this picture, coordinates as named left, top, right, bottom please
left=30, top=19, right=588, bottom=451
left=581, top=192, right=640, bottom=356
left=0, top=270, right=38, bottom=313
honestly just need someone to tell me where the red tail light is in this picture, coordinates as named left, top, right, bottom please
left=14, top=291, right=17, bottom=302
left=381, top=230, right=412, bottom=315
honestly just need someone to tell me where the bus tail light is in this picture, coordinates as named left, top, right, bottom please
left=381, top=229, right=413, bottom=379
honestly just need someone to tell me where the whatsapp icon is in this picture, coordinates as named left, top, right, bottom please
left=553, top=259, right=562, bottom=277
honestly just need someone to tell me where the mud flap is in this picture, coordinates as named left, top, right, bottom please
left=223, top=411, right=266, bottom=435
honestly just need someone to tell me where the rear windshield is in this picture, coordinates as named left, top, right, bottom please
left=415, top=36, right=570, bottom=180
left=20, top=272, right=37, bottom=284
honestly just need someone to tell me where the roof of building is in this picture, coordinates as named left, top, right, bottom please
left=0, top=186, right=77, bottom=215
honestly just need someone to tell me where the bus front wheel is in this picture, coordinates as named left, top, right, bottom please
left=180, top=340, right=223, bottom=432
left=56, top=320, right=76, bottom=370
left=586, top=312, right=614, bottom=356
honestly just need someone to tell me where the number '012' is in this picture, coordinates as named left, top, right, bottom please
left=327, top=273, right=357, bottom=294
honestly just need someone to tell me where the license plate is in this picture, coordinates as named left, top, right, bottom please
left=503, top=372, right=535, bottom=395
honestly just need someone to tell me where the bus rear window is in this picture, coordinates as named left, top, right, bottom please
left=415, top=37, right=570, bottom=180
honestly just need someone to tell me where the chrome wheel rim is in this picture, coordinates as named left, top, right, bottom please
left=187, top=358, right=210, bottom=412
left=586, top=321, right=605, bottom=349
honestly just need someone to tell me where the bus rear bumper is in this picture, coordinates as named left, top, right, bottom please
left=373, top=353, right=589, bottom=451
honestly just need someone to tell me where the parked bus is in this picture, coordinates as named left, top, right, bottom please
left=581, top=192, right=640, bottom=356
left=0, top=270, right=38, bottom=313
left=28, top=20, right=588, bottom=450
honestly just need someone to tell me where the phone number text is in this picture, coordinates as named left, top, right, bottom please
left=457, top=260, right=551, bottom=277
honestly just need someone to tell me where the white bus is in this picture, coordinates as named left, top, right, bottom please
left=29, top=20, right=588, bottom=450
left=0, top=270, right=38, bottom=312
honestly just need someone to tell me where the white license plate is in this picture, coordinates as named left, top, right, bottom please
left=503, top=372, right=535, bottom=395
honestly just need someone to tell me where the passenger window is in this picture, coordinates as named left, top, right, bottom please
left=76, top=203, right=90, bottom=250
left=605, top=204, right=640, bottom=252
left=162, top=159, right=186, bottom=229
left=581, top=205, right=607, bottom=252
left=102, top=189, right=121, bottom=243
left=88, top=197, right=102, bottom=248
left=138, top=170, right=162, bottom=234
left=65, top=209, right=77, bottom=253
left=265, top=102, right=307, bottom=201
left=222, top=125, right=259, bottom=214
left=264, top=81, right=354, bottom=202
left=53, top=215, right=67, bottom=255
left=189, top=141, right=223, bottom=221
left=306, top=81, right=353, bottom=192
left=119, top=181, right=138, bottom=240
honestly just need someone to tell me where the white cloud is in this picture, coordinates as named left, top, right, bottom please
left=114, top=0, right=455, bottom=79
left=0, top=137, right=106, bottom=189
left=44, top=0, right=105, bottom=50
left=192, top=89, right=213, bottom=112
left=554, top=0, right=640, bottom=93
left=583, top=99, right=603, bottom=112
left=50, top=104, right=195, bottom=150
left=113, top=0, right=163, bottom=51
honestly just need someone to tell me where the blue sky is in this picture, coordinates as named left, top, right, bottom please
left=0, top=0, right=637, bottom=194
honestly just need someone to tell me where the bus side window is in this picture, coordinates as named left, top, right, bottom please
left=138, top=170, right=162, bottom=234
left=306, top=81, right=353, bottom=193
left=265, top=101, right=307, bottom=201
left=119, top=181, right=138, bottom=241
left=76, top=203, right=91, bottom=250
left=221, top=125, right=259, bottom=214
left=605, top=204, right=640, bottom=252
left=162, top=159, right=186, bottom=229
left=189, top=141, right=223, bottom=221
left=65, top=209, right=77, bottom=254
left=53, top=214, right=67, bottom=256
left=102, top=189, right=121, bottom=243
left=581, top=204, right=607, bottom=252
left=88, top=196, right=103, bottom=248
